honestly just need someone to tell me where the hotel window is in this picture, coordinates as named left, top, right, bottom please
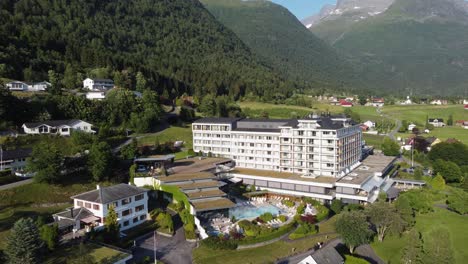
left=85, top=202, right=91, bottom=209
left=135, top=205, right=145, bottom=212
left=122, top=197, right=132, bottom=205
left=135, top=194, right=144, bottom=201
left=123, top=221, right=129, bottom=227
left=140, top=215, right=146, bottom=221
left=122, top=209, right=132, bottom=216
left=93, top=204, right=100, bottom=210
left=107, top=202, right=118, bottom=209
left=77, top=201, right=83, bottom=207
left=133, top=217, right=139, bottom=223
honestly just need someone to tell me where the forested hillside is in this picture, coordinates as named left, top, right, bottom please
left=0, top=0, right=297, bottom=99
left=200, top=0, right=365, bottom=94
left=311, top=0, right=468, bottom=95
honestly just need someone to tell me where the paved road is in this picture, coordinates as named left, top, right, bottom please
left=0, top=178, right=33, bottom=191
left=132, top=214, right=195, bottom=264
left=377, top=107, right=402, bottom=141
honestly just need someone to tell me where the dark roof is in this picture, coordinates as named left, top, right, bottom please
left=2, top=148, right=32, bottom=160
left=71, top=184, right=148, bottom=204
left=425, top=137, right=438, bottom=144
left=311, top=246, right=344, bottom=264
left=193, top=117, right=241, bottom=124
left=92, top=78, right=113, bottom=82
left=428, top=118, right=444, bottom=122
left=23, top=119, right=83, bottom=128
left=54, top=207, right=93, bottom=221
left=386, top=187, right=401, bottom=199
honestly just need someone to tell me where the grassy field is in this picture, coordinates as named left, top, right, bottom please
left=45, top=242, right=129, bottom=264
left=363, top=134, right=385, bottom=149
left=371, top=207, right=468, bottom=264
left=0, top=182, right=97, bottom=249
left=239, top=101, right=343, bottom=119
left=193, top=216, right=338, bottom=264
left=383, top=105, right=468, bottom=125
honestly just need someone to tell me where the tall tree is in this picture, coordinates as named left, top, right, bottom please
left=135, top=71, right=147, bottom=91
left=27, top=142, right=64, bottom=184
left=401, top=229, right=423, bottom=264
left=366, top=201, right=406, bottom=242
left=395, top=195, right=415, bottom=227
left=199, top=94, right=217, bottom=116
left=63, top=64, right=78, bottom=89
left=88, top=142, right=113, bottom=182
left=104, top=205, right=120, bottom=242
left=335, top=211, right=374, bottom=253
left=39, top=224, right=59, bottom=251
left=5, top=218, right=44, bottom=264
left=381, top=138, right=400, bottom=156
left=47, top=70, right=61, bottom=95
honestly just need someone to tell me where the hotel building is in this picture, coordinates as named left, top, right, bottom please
left=193, top=116, right=397, bottom=204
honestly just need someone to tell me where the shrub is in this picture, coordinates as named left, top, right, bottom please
left=201, top=236, right=237, bottom=250
left=156, top=212, right=173, bottom=232
left=296, top=203, right=306, bottom=215
left=299, top=214, right=317, bottom=224
left=278, top=215, right=287, bottom=223
left=330, top=199, right=343, bottom=214
left=259, top=212, right=274, bottom=222
left=282, top=200, right=295, bottom=208
left=187, top=149, right=195, bottom=156
left=239, top=222, right=296, bottom=245
left=289, top=223, right=317, bottom=240
left=149, top=208, right=163, bottom=220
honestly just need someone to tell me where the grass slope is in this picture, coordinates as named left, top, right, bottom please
left=371, top=207, right=468, bottom=264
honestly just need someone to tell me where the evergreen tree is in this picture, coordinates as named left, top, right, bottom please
left=27, top=142, right=64, bottom=184
left=88, top=142, right=113, bottom=182
left=199, top=94, right=217, bottom=116
left=431, top=174, right=446, bottom=190
left=135, top=71, right=148, bottom=91
left=447, top=114, right=453, bottom=126
left=63, top=64, right=78, bottom=89
left=47, top=70, right=61, bottom=95
left=5, top=218, right=44, bottom=264
left=105, top=205, right=120, bottom=242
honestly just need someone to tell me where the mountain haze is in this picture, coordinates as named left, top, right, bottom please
left=200, top=0, right=364, bottom=93
left=308, top=0, right=468, bottom=95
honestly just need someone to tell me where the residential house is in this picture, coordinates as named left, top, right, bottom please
left=363, top=120, right=375, bottom=129
left=401, top=96, right=412, bottom=105
left=425, top=137, right=441, bottom=151
left=85, top=91, right=106, bottom=100
left=298, top=246, right=344, bottom=264
left=22, top=119, right=94, bottom=136
left=408, top=123, right=417, bottom=132
left=83, top=78, right=114, bottom=91
left=53, top=184, right=149, bottom=233
left=369, top=97, right=385, bottom=107
left=464, top=105, right=468, bottom=110
left=0, top=148, right=32, bottom=176
left=5, top=81, right=50, bottom=92
left=339, top=99, right=353, bottom=107
left=428, top=118, right=445, bottom=127
left=6, top=81, right=29, bottom=91
left=455, top=120, right=468, bottom=129
left=430, top=99, right=448, bottom=105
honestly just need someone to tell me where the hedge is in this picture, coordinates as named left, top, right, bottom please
left=238, top=221, right=296, bottom=245
left=288, top=223, right=318, bottom=240
left=158, top=184, right=190, bottom=210
left=201, top=236, right=238, bottom=250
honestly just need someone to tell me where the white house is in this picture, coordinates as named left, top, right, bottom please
left=428, top=118, right=445, bottom=127
left=363, top=120, right=376, bottom=128
left=22, top=119, right=94, bottom=136
left=408, top=123, right=417, bottom=131
left=6, top=81, right=29, bottom=91
left=0, top=148, right=32, bottom=176
left=53, top=184, right=149, bottom=232
left=83, top=78, right=114, bottom=91
left=430, top=99, right=448, bottom=105
left=5, top=81, right=50, bottom=92
left=86, top=91, right=106, bottom=100
left=298, top=246, right=344, bottom=264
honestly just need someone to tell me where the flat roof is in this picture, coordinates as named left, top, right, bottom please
left=175, top=180, right=220, bottom=190
left=157, top=172, right=216, bottom=183
left=191, top=198, right=236, bottom=212
left=171, top=157, right=232, bottom=174
left=186, top=189, right=226, bottom=199
left=231, top=168, right=337, bottom=184
left=337, top=155, right=397, bottom=186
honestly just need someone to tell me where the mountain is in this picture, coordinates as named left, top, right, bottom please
left=0, top=0, right=296, bottom=99
left=308, top=0, right=468, bottom=95
left=200, top=0, right=365, bottom=93
left=302, top=4, right=336, bottom=29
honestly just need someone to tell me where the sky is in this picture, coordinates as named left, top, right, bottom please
left=271, top=0, right=337, bottom=20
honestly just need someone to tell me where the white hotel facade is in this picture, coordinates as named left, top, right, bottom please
left=192, top=116, right=362, bottom=177
left=192, top=116, right=397, bottom=204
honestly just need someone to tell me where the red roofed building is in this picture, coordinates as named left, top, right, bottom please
left=464, top=104, right=468, bottom=110
left=339, top=99, right=353, bottom=107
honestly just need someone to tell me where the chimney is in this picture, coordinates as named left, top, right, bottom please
left=70, top=207, right=74, bottom=218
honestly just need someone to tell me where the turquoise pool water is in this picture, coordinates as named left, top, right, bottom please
left=229, top=204, right=281, bottom=220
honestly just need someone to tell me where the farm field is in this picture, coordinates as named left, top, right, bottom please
left=239, top=101, right=343, bottom=119
left=383, top=104, right=468, bottom=125
left=371, top=207, right=468, bottom=264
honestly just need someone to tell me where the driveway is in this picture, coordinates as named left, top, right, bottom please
left=132, top=214, right=196, bottom=264
left=0, top=178, right=33, bottom=191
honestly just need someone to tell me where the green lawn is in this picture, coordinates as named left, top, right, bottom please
left=363, top=134, right=385, bottom=149
left=383, top=104, right=468, bottom=125
left=371, top=207, right=468, bottom=264
left=193, top=216, right=338, bottom=264
left=45, top=243, right=129, bottom=264
left=136, top=125, right=193, bottom=148
left=396, top=126, right=468, bottom=145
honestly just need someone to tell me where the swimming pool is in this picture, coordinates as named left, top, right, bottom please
left=229, top=204, right=282, bottom=220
